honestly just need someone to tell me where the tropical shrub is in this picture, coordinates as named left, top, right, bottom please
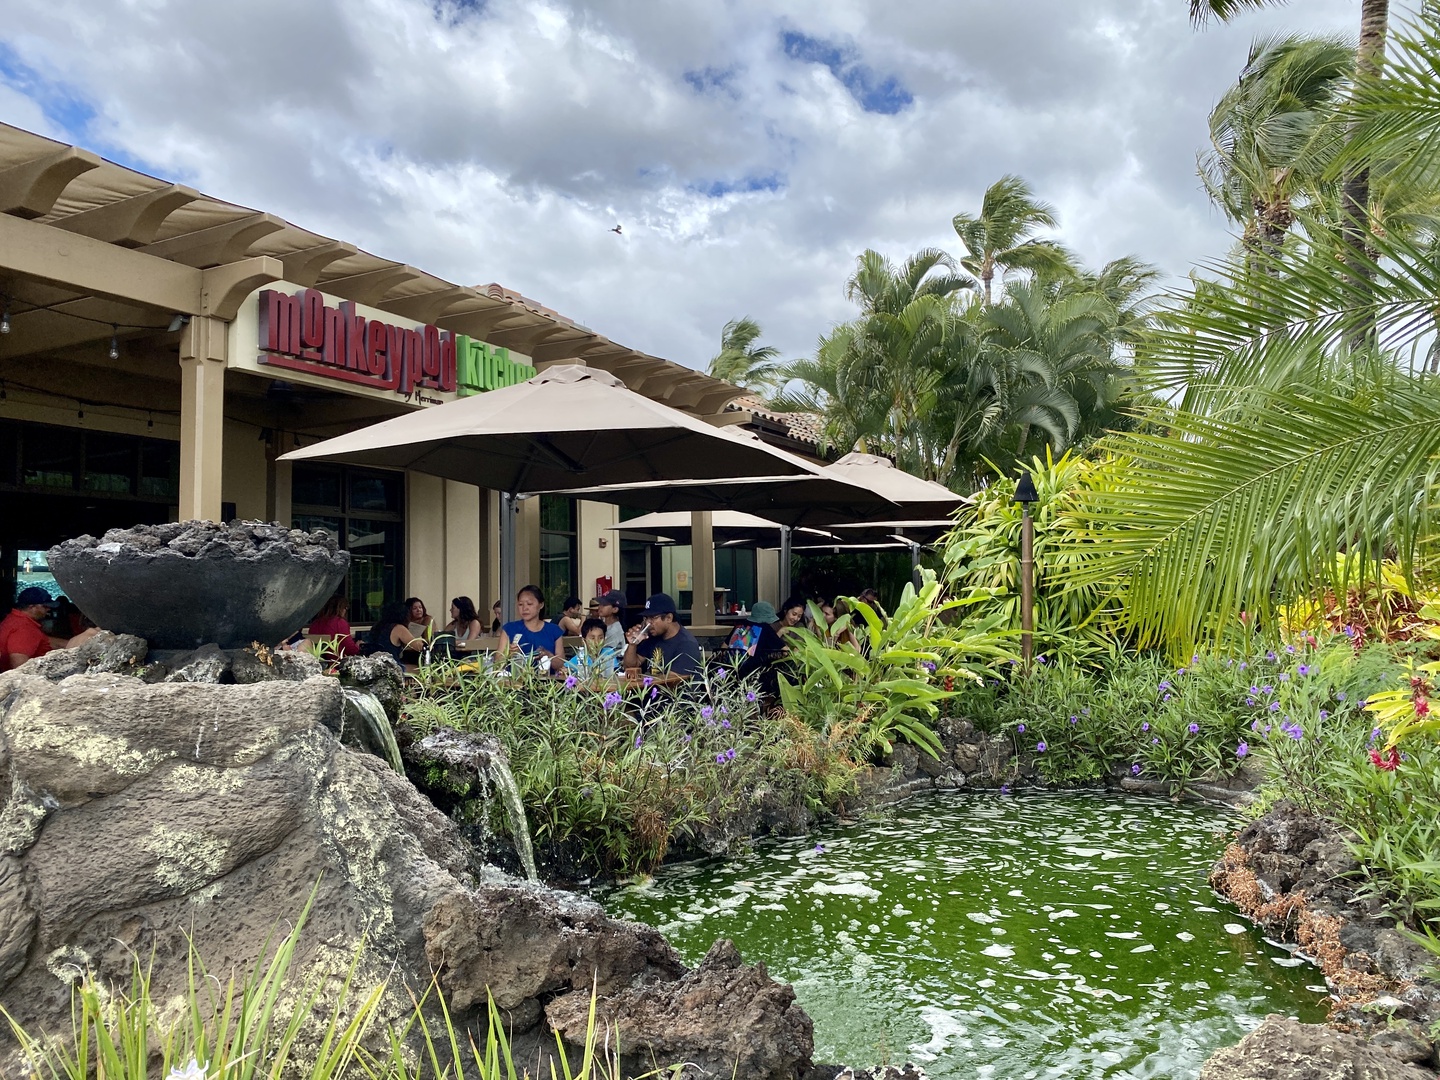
left=403, top=663, right=866, bottom=876
left=777, top=570, right=1013, bottom=759
left=941, top=449, right=1131, bottom=665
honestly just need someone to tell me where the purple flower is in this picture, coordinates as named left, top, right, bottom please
left=1225, top=658, right=1234, bottom=667
left=1318, top=709, right=1329, bottom=721
left=721, top=718, right=731, bottom=728
left=1187, top=722, right=1200, bottom=734
left=719, top=705, right=729, bottom=716
left=1370, top=727, right=1382, bottom=744
left=1131, top=763, right=1142, bottom=775
left=1036, top=741, right=1047, bottom=752
left=1266, top=651, right=1277, bottom=661
left=1261, top=684, right=1274, bottom=694
left=634, top=734, right=643, bottom=748
left=603, top=691, right=621, bottom=710
left=725, top=747, right=737, bottom=761
left=1081, top=707, right=1090, bottom=716
left=1250, top=719, right=1261, bottom=731
left=1285, top=644, right=1296, bottom=655
left=921, top=660, right=937, bottom=673
left=1268, top=701, right=1280, bottom=713
left=717, top=667, right=729, bottom=679
left=1297, top=664, right=1310, bottom=677
left=1037, top=655, right=1047, bottom=665
left=1246, top=698, right=1256, bottom=707
left=682, top=733, right=692, bottom=744
left=1236, top=742, right=1249, bottom=758
left=1278, top=673, right=1290, bottom=682
left=745, top=691, right=758, bottom=703
left=1017, top=723, right=1026, bottom=733
left=1070, top=715, right=1079, bottom=725
left=701, top=706, right=714, bottom=721
left=1285, top=723, right=1303, bottom=741
left=649, top=687, right=659, bottom=699
left=1163, top=693, right=1173, bottom=703
left=1141, top=722, right=1150, bottom=732
left=1152, top=737, right=1160, bottom=744
left=1336, top=692, right=1347, bottom=701
left=643, top=675, right=654, bottom=689
left=1239, top=662, right=1248, bottom=671
left=1159, top=681, right=1173, bottom=692
left=1177, top=669, right=1187, bottom=678
left=1191, top=654, right=1200, bottom=665
left=716, top=753, right=726, bottom=764
left=1249, top=686, right=1261, bottom=695
left=564, top=675, right=578, bottom=689
left=1343, top=625, right=1356, bottom=638
left=815, top=843, right=825, bottom=853
left=999, top=784, right=1011, bottom=795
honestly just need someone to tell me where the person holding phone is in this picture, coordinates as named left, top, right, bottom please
left=497, top=584, right=564, bottom=661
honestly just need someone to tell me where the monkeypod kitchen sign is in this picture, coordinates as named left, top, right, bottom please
left=228, top=284, right=534, bottom=406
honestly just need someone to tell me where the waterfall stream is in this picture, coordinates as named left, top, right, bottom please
left=340, top=688, right=405, bottom=773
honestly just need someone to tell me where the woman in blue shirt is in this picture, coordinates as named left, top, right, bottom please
left=497, top=584, right=565, bottom=662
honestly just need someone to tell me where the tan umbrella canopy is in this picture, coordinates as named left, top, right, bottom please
left=820, top=452, right=965, bottom=522
left=610, top=511, right=838, bottom=546
left=279, top=366, right=825, bottom=492
left=278, top=365, right=847, bottom=616
left=557, top=473, right=898, bottom=528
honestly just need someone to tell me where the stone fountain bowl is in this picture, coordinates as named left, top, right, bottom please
left=48, top=521, right=350, bottom=651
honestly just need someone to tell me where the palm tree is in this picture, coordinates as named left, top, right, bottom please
left=1063, top=20, right=1440, bottom=655
left=952, top=176, right=1073, bottom=306
left=1199, top=34, right=1353, bottom=266
left=1189, top=0, right=1390, bottom=293
left=707, top=317, right=784, bottom=395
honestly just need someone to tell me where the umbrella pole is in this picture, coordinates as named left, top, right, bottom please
left=779, top=525, right=792, bottom=603
left=501, top=492, right=518, bottom=622
left=909, top=540, right=922, bottom=588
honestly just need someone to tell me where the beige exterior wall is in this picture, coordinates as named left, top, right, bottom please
left=757, top=546, right=781, bottom=607
left=576, top=499, right=620, bottom=599
left=404, top=473, right=485, bottom=616
left=221, top=418, right=268, bottom=522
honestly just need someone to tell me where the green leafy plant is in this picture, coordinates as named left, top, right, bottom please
left=778, top=569, right=1013, bottom=759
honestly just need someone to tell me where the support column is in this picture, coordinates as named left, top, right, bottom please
left=178, top=315, right=227, bottom=522
left=779, top=526, right=793, bottom=605
left=690, top=510, right=716, bottom=627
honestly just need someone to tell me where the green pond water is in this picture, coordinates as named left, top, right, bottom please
left=596, top=791, right=1329, bottom=1079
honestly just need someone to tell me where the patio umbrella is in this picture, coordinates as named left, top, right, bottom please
left=278, top=365, right=847, bottom=616
left=611, top=510, right=838, bottom=546
left=820, top=452, right=965, bottom=522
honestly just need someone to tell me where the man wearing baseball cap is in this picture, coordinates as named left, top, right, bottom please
left=1, top=587, right=59, bottom=671
left=623, top=592, right=702, bottom=679
left=595, top=589, right=628, bottom=652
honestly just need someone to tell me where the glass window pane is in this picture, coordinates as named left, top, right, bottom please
left=0, top=421, right=18, bottom=486
left=82, top=433, right=136, bottom=495
left=539, top=494, right=575, bottom=534
left=292, top=466, right=342, bottom=510
left=292, top=514, right=342, bottom=543
left=348, top=470, right=401, bottom=513
left=22, top=426, right=78, bottom=490
left=539, top=532, right=575, bottom=616
left=345, top=518, right=402, bottom=624
left=139, top=440, right=180, bottom=500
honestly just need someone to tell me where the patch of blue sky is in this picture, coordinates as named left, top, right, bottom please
left=0, top=43, right=166, bottom=175
left=433, top=0, right=488, bottom=28
left=688, top=173, right=786, bottom=199
left=682, top=65, right=739, bottom=96
left=779, top=30, right=913, bottom=115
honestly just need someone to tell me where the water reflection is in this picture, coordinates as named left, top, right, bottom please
left=598, top=791, right=1328, bottom=1078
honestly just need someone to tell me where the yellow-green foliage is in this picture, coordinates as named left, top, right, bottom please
left=941, top=449, right=1130, bottom=661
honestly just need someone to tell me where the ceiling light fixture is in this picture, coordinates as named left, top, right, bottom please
left=0, top=296, right=10, bottom=334
left=109, top=326, right=119, bottom=361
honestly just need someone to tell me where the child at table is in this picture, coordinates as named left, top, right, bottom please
left=564, top=618, right=618, bottom=679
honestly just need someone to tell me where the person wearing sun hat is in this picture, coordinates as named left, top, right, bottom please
left=1, top=587, right=60, bottom=671
left=725, top=600, right=785, bottom=658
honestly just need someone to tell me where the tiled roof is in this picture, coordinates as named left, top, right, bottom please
left=727, top=394, right=825, bottom=449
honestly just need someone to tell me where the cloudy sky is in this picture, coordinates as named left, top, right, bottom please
left=1, top=0, right=1365, bottom=368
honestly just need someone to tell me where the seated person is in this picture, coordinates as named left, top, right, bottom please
left=308, top=593, right=362, bottom=659
left=778, top=596, right=809, bottom=635
left=623, top=592, right=702, bottom=679
left=564, top=617, right=619, bottom=678
left=1, top=588, right=61, bottom=671
left=725, top=600, right=786, bottom=659
left=363, top=601, right=426, bottom=665
left=555, top=595, right=586, bottom=637
left=405, top=597, right=436, bottom=639
left=498, top=584, right=565, bottom=662
left=596, top=589, right=628, bottom=651
left=444, top=596, right=485, bottom=648
left=490, top=599, right=503, bottom=633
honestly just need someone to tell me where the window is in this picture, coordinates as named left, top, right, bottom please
left=292, top=464, right=404, bottom=624
left=1, top=420, right=177, bottom=502
left=538, top=494, right=577, bottom=616
left=715, top=546, right=758, bottom=611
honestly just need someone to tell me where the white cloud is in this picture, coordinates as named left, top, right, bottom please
left=0, top=0, right=1365, bottom=368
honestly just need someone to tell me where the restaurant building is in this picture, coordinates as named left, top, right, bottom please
left=0, top=121, right=774, bottom=623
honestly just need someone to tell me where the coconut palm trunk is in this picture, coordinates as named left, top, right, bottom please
left=1342, top=0, right=1390, bottom=347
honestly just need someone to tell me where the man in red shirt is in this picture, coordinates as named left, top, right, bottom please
left=1, top=587, right=58, bottom=672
